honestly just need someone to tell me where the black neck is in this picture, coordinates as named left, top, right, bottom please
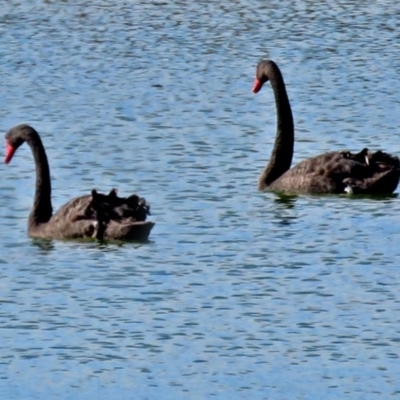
left=26, top=131, right=53, bottom=226
left=259, top=63, right=294, bottom=189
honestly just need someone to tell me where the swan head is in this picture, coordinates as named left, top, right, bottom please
left=4, top=124, right=37, bottom=164
left=252, top=60, right=280, bottom=94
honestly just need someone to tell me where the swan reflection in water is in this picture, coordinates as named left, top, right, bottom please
left=273, top=194, right=298, bottom=226
left=269, top=190, right=397, bottom=228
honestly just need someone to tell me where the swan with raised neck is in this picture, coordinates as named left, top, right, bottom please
left=5, top=124, right=154, bottom=240
left=252, top=60, right=400, bottom=194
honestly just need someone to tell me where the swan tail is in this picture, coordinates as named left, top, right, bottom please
left=83, top=189, right=152, bottom=240
left=343, top=168, right=400, bottom=195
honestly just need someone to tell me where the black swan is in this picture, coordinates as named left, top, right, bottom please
left=5, top=124, right=154, bottom=241
left=252, top=60, right=400, bottom=194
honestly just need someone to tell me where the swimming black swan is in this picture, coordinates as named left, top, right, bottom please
left=5, top=124, right=154, bottom=241
left=252, top=60, right=400, bottom=194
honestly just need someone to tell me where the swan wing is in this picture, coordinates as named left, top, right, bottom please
left=270, top=150, right=400, bottom=194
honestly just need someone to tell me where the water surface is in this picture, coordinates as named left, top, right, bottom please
left=1, top=1, right=400, bottom=399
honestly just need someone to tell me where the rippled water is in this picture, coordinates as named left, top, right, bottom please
left=1, top=1, right=400, bottom=399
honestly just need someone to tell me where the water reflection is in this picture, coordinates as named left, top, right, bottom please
left=30, top=237, right=153, bottom=253
left=274, top=193, right=298, bottom=208
left=30, top=238, right=55, bottom=253
left=346, top=193, right=398, bottom=201
left=269, top=193, right=299, bottom=226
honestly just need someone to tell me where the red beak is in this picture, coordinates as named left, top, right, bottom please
left=252, top=78, right=263, bottom=94
left=5, top=142, right=16, bottom=164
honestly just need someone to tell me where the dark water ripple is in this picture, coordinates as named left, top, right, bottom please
left=1, top=1, right=400, bottom=399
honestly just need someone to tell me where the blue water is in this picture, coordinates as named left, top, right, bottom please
left=1, top=1, right=400, bottom=399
